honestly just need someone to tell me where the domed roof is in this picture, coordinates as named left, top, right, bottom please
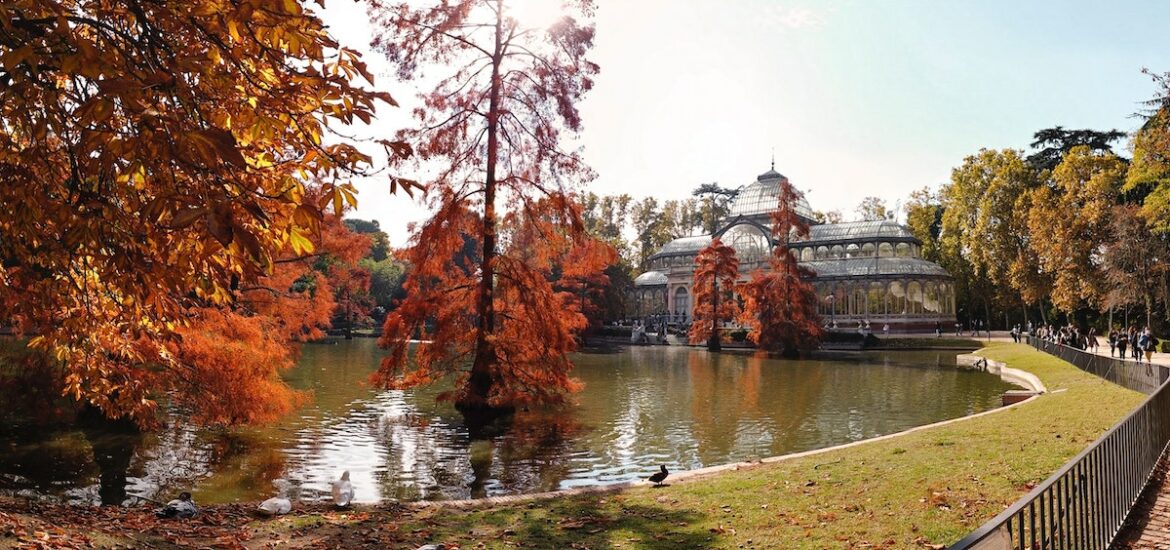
left=633, top=271, right=668, bottom=287
left=654, top=235, right=711, bottom=256
left=727, top=168, right=815, bottom=221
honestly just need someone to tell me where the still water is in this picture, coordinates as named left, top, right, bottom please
left=0, top=340, right=1013, bottom=505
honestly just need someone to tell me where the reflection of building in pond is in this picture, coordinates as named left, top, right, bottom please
left=631, top=166, right=956, bottom=332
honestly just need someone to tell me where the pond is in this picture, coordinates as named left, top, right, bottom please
left=0, top=339, right=1014, bottom=505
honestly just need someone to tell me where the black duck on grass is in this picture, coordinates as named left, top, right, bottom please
left=648, top=465, right=669, bottom=486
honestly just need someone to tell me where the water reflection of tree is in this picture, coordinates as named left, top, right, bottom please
left=487, top=411, right=581, bottom=495
left=688, top=351, right=828, bottom=462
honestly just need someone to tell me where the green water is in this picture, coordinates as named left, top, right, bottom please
left=0, top=340, right=1013, bottom=505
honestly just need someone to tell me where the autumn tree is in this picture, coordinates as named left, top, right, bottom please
left=168, top=210, right=372, bottom=425
left=854, top=196, right=891, bottom=222
left=1101, top=205, right=1169, bottom=328
left=688, top=239, right=741, bottom=352
left=371, top=0, right=609, bottom=417
left=738, top=180, right=824, bottom=356
left=1027, top=146, right=1126, bottom=314
left=1131, top=70, right=1170, bottom=232
left=940, top=150, right=1035, bottom=326
left=0, top=0, right=392, bottom=424
left=903, top=187, right=944, bottom=263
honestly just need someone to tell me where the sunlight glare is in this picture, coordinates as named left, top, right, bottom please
left=506, top=0, right=566, bottom=29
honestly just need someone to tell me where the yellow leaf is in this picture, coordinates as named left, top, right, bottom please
left=289, top=228, right=315, bottom=256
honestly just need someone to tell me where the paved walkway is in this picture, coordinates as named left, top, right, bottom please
left=1114, top=457, right=1170, bottom=549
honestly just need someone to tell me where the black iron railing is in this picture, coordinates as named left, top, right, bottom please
left=948, top=336, right=1170, bottom=549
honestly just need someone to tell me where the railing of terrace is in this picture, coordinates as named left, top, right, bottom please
left=948, top=336, right=1170, bottom=550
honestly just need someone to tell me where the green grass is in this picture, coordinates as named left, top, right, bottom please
left=282, top=342, right=1140, bottom=549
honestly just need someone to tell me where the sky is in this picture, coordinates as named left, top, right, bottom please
left=320, top=0, right=1170, bottom=245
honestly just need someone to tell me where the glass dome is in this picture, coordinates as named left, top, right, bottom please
left=634, top=271, right=668, bottom=287
left=726, top=171, right=815, bottom=222
left=655, top=235, right=711, bottom=256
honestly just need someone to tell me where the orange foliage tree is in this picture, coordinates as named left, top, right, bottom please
left=738, top=182, right=824, bottom=356
left=688, top=239, right=741, bottom=352
left=0, top=1, right=393, bottom=424
left=370, top=0, right=606, bottom=415
left=166, top=214, right=371, bottom=426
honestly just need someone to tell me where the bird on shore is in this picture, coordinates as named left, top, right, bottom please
left=648, top=465, right=669, bottom=486
left=331, top=470, right=354, bottom=507
left=257, top=496, right=292, bottom=516
left=155, top=492, right=198, bottom=519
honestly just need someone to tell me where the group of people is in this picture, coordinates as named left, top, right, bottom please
left=950, top=319, right=989, bottom=337
left=1033, top=324, right=1101, bottom=353
left=629, top=320, right=669, bottom=345
left=1107, top=327, right=1160, bottom=363
left=1031, top=323, right=1162, bottom=364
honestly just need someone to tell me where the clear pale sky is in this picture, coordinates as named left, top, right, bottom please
left=320, top=0, right=1170, bottom=245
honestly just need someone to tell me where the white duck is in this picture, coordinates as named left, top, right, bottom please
left=257, top=496, right=292, bottom=516
left=331, top=470, right=354, bottom=507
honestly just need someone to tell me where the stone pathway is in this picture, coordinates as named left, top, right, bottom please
left=1113, top=457, right=1170, bottom=549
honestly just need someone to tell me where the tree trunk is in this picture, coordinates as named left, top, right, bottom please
left=708, top=277, right=721, bottom=352
left=344, top=290, right=353, bottom=340
left=464, top=5, right=506, bottom=416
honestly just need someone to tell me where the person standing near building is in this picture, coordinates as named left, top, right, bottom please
left=1118, top=330, right=1129, bottom=360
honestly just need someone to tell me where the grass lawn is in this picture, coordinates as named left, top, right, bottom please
left=0, top=343, right=1145, bottom=549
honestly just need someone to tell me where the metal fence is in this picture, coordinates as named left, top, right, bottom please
left=948, top=336, right=1170, bottom=550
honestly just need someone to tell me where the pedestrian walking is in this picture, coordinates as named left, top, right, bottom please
left=1144, top=329, right=1158, bottom=364
left=1109, top=329, right=1118, bottom=357
left=1118, top=331, right=1129, bottom=360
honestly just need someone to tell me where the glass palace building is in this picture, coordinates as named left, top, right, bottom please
left=631, top=167, right=956, bottom=332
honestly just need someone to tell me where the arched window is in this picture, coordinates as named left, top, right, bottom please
left=895, top=243, right=911, bottom=257
left=861, top=243, right=876, bottom=257
left=846, top=244, right=860, bottom=258
left=878, top=243, right=894, bottom=257
left=801, top=247, right=815, bottom=262
left=907, top=281, right=923, bottom=315
left=889, top=281, right=906, bottom=315
left=852, top=286, right=867, bottom=317
left=724, top=224, right=771, bottom=264
left=831, top=245, right=844, bottom=259
left=868, top=282, right=884, bottom=316
left=816, top=246, right=829, bottom=260
left=674, top=287, right=691, bottom=320
left=925, top=282, right=941, bottom=314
